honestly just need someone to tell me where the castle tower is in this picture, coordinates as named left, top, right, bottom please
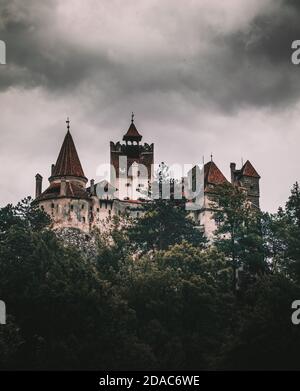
left=33, top=119, right=91, bottom=232
left=199, top=160, right=229, bottom=238
left=230, top=160, right=260, bottom=208
left=188, top=159, right=229, bottom=239
left=110, top=114, right=154, bottom=200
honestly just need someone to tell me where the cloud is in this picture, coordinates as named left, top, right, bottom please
left=0, top=0, right=299, bottom=211
left=0, top=0, right=293, bottom=111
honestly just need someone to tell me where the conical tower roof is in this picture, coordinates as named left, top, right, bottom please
left=123, top=113, right=142, bottom=142
left=52, top=129, right=86, bottom=179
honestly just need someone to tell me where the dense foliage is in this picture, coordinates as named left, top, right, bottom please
left=0, top=185, right=300, bottom=370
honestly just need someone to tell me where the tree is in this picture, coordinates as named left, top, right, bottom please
left=268, top=183, right=300, bottom=281
left=0, top=200, right=140, bottom=369
left=126, top=198, right=205, bottom=253
left=261, top=210, right=288, bottom=274
left=219, top=274, right=300, bottom=370
left=14, top=197, right=51, bottom=231
left=96, top=215, right=132, bottom=279
left=3, top=181, right=300, bottom=371
left=213, top=183, right=266, bottom=292
left=116, top=242, right=234, bottom=370
left=286, top=182, right=300, bottom=227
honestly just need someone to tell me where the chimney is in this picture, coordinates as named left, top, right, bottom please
left=51, top=164, right=55, bottom=176
left=90, top=179, right=95, bottom=196
left=35, top=174, right=43, bottom=198
left=60, top=177, right=67, bottom=196
left=230, top=163, right=236, bottom=184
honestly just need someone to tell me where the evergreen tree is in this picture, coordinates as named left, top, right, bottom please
left=270, top=183, right=300, bottom=281
left=126, top=198, right=205, bottom=253
left=213, top=183, right=266, bottom=291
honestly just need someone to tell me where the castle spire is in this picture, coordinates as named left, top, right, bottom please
left=123, top=113, right=142, bottom=143
left=51, top=119, right=86, bottom=180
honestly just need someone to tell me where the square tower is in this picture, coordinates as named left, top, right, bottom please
left=110, top=115, right=154, bottom=200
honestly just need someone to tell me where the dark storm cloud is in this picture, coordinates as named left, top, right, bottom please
left=1, top=0, right=300, bottom=111
left=0, top=0, right=113, bottom=91
left=216, top=0, right=300, bottom=109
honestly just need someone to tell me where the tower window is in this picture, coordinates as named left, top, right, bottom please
left=82, top=217, right=86, bottom=223
left=82, top=205, right=84, bottom=209
left=70, top=205, right=74, bottom=211
left=51, top=203, right=54, bottom=209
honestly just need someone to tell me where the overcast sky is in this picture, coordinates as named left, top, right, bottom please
left=0, top=0, right=299, bottom=211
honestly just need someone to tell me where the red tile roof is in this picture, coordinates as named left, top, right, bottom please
left=52, top=131, right=86, bottom=178
left=204, top=161, right=228, bottom=187
left=241, top=160, right=260, bottom=178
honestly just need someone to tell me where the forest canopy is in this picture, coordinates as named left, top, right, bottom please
left=0, top=183, right=300, bottom=370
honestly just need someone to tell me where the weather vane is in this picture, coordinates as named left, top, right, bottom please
left=131, top=112, right=134, bottom=124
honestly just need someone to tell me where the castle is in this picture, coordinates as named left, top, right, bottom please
left=33, top=117, right=260, bottom=238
